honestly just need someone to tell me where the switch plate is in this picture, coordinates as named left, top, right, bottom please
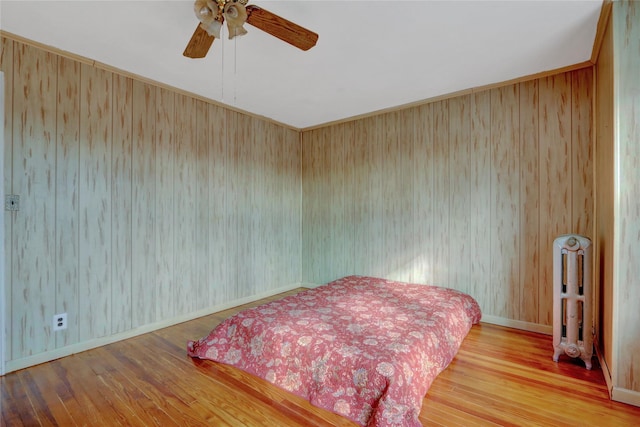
left=5, top=195, right=19, bottom=211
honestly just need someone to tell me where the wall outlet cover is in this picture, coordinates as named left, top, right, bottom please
left=53, top=313, right=67, bottom=331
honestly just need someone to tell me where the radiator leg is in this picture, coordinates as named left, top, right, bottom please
left=581, top=348, right=593, bottom=370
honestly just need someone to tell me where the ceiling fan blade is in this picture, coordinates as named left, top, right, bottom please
left=183, top=25, right=215, bottom=58
left=245, top=5, right=318, bottom=51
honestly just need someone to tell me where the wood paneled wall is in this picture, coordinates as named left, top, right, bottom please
left=595, top=3, right=615, bottom=391
left=593, top=1, right=640, bottom=404
left=611, top=0, right=640, bottom=399
left=1, top=37, right=302, bottom=363
left=2, top=39, right=13, bottom=373
left=302, top=68, right=594, bottom=328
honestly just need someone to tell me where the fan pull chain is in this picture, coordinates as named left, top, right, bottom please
left=221, top=36, right=225, bottom=102
left=233, top=36, right=238, bottom=105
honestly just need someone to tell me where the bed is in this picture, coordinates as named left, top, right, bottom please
left=187, top=275, right=482, bottom=426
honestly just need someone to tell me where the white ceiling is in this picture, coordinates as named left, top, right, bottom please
left=1, top=0, right=603, bottom=129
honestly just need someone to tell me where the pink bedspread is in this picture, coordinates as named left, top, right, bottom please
left=188, top=276, right=481, bottom=426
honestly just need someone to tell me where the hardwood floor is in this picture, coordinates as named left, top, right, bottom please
left=2, top=289, right=639, bottom=426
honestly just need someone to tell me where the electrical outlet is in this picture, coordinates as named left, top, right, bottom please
left=53, top=313, right=67, bottom=331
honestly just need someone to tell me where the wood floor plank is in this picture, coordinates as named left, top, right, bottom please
left=2, top=290, right=640, bottom=426
left=1, top=374, right=40, bottom=426
left=16, top=367, right=77, bottom=427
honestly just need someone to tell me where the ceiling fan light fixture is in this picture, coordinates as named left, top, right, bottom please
left=194, top=0, right=213, bottom=20
left=184, top=0, right=318, bottom=58
left=201, top=19, right=223, bottom=39
left=223, top=2, right=248, bottom=39
left=193, top=0, right=222, bottom=38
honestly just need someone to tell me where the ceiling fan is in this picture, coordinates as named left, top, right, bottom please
left=184, top=0, right=319, bottom=58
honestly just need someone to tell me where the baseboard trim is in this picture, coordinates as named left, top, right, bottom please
left=4, top=282, right=302, bottom=374
left=593, top=335, right=614, bottom=398
left=612, top=387, right=640, bottom=408
left=300, top=281, right=323, bottom=289
left=480, top=315, right=553, bottom=335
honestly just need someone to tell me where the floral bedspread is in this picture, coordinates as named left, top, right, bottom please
left=187, top=276, right=482, bottom=426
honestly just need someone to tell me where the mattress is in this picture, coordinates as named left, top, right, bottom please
left=188, top=275, right=482, bottom=426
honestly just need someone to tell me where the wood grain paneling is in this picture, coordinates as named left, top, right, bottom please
left=586, top=0, right=640, bottom=400
left=490, top=85, right=520, bottom=320
left=255, top=119, right=270, bottom=287
left=613, top=0, right=640, bottom=394
left=111, top=74, right=133, bottom=334
left=12, top=43, right=57, bottom=358
left=283, top=126, right=302, bottom=285
left=367, top=116, right=385, bottom=278
left=431, top=100, right=450, bottom=288
left=301, top=127, right=325, bottom=283
left=174, top=94, right=197, bottom=315
left=469, top=92, right=491, bottom=314
left=413, top=104, right=435, bottom=286
left=539, top=73, right=572, bottom=326
left=372, top=116, right=386, bottom=277
left=79, top=64, right=112, bottom=342
left=251, top=117, right=267, bottom=292
left=571, top=68, right=594, bottom=238
left=131, top=80, right=156, bottom=328
left=55, top=56, right=81, bottom=347
left=248, top=115, right=261, bottom=294
left=155, top=87, right=175, bottom=320
left=329, top=124, right=348, bottom=280
left=302, top=69, right=593, bottom=331
left=234, top=113, right=253, bottom=298
left=207, top=104, right=227, bottom=307
left=265, top=121, right=280, bottom=288
left=224, top=110, right=239, bottom=300
left=383, top=110, right=414, bottom=283
left=595, top=5, right=615, bottom=387
left=3, top=36, right=303, bottom=369
left=448, top=96, right=470, bottom=295
left=266, top=123, right=283, bottom=288
left=350, top=121, right=368, bottom=276
left=340, top=122, right=355, bottom=279
left=518, top=79, right=540, bottom=324
left=1, top=38, right=14, bottom=360
left=195, top=100, right=211, bottom=310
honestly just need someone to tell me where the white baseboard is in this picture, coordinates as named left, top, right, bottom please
left=300, top=281, right=323, bottom=289
left=593, top=337, right=640, bottom=408
left=480, top=314, right=553, bottom=335
left=612, top=387, right=640, bottom=408
left=593, top=335, right=614, bottom=398
left=4, top=282, right=302, bottom=374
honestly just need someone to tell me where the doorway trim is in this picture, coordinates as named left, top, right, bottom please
left=1, top=71, right=6, bottom=375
